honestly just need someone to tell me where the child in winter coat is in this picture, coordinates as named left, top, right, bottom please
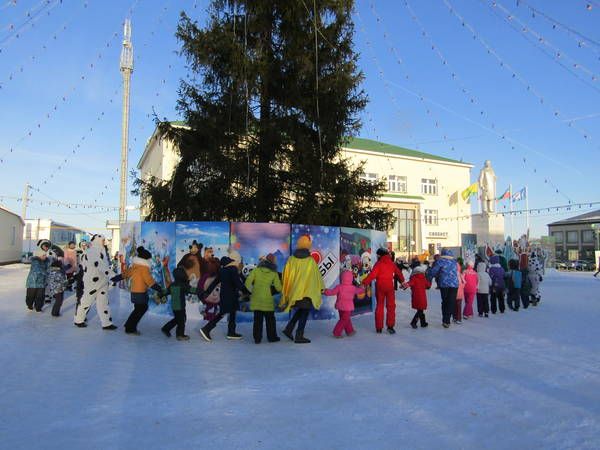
left=488, top=255, right=506, bottom=314
left=160, top=267, right=198, bottom=341
left=323, top=270, right=365, bottom=338
left=362, top=248, right=405, bottom=334
left=519, top=264, right=532, bottom=309
left=506, top=259, right=523, bottom=311
left=462, top=261, right=478, bottom=320
left=280, top=235, right=324, bottom=343
left=245, top=254, right=283, bottom=344
left=25, top=239, right=51, bottom=312
left=200, top=250, right=250, bottom=342
left=406, top=264, right=431, bottom=329
left=454, top=263, right=465, bottom=324
left=112, top=246, right=163, bottom=335
left=476, top=262, right=492, bottom=317
left=46, top=258, right=70, bottom=317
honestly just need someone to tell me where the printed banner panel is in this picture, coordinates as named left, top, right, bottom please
left=291, top=224, right=340, bottom=320
left=340, top=227, right=374, bottom=315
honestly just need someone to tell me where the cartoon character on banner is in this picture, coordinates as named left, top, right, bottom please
left=239, top=262, right=256, bottom=312
left=359, top=251, right=373, bottom=298
left=201, top=275, right=221, bottom=321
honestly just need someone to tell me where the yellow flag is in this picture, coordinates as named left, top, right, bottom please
left=461, top=182, right=478, bottom=201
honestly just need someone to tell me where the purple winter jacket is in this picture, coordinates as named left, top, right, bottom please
left=488, top=255, right=506, bottom=290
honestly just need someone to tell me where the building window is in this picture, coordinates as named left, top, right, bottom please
left=388, top=175, right=407, bottom=193
left=360, top=172, right=378, bottom=184
left=582, top=230, right=594, bottom=243
left=551, top=231, right=563, bottom=244
left=421, top=178, right=437, bottom=195
left=566, top=231, right=578, bottom=244
left=424, top=209, right=438, bottom=226
left=396, top=209, right=416, bottom=255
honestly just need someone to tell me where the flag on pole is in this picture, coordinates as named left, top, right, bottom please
left=512, top=187, right=526, bottom=202
left=497, top=187, right=511, bottom=201
left=461, top=182, right=479, bottom=201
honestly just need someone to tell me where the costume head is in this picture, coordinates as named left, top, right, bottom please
left=189, top=240, right=202, bottom=255
left=90, top=234, right=106, bottom=249
left=37, top=239, right=51, bottom=252
left=204, top=246, right=214, bottom=259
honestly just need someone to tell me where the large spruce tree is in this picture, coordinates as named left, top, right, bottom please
left=135, top=0, right=394, bottom=230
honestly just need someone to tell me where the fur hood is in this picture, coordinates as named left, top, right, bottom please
left=132, top=256, right=151, bottom=268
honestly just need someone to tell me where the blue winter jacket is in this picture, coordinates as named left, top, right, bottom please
left=26, top=257, right=49, bottom=289
left=426, top=256, right=459, bottom=288
left=507, top=270, right=522, bottom=290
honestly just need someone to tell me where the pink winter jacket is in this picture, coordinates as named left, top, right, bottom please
left=463, top=266, right=478, bottom=295
left=323, top=270, right=365, bottom=312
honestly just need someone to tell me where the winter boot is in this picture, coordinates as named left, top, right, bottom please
left=161, top=327, right=171, bottom=338
left=74, top=322, right=87, bottom=328
left=387, top=327, right=396, bottom=334
left=103, top=324, right=118, bottom=330
left=282, top=326, right=295, bottom=341
left=294, top=331, right=311, bottom=344
left=410, top=319, right=418, bottom=329
left=176, top=335, right=190, bottom=341
left=199, top=327, right=212, bottom=342
left=226, top=332, right=243, bottom=340
left=376, top=328, right=383, bottom=334
left=420, top=315, right=428, bottom=328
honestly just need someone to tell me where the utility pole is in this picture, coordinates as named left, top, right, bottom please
left=119, top=19, right=133, bottom=223
left=21, top=182, right=30, bottom=220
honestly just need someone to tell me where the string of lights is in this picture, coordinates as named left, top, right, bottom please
left=443, top=0, right=597, bottom=148
left=0, top=0, right=62, bottom=51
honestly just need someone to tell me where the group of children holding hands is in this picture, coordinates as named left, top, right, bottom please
left=25, top=234, right=544, bottom=344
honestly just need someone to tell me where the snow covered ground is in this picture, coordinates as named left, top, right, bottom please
left=0, top=265, right=599, bottom=450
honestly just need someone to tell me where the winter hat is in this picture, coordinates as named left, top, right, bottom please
left=376, top=248, right=389, bottom=257
left=172, top=267, right=188, bottom=284
left=412, top=264, right=427, bottom=274
left=490, top=255, right=499, bottom=264
left=136, top=246, right=152, bottom=260
left=265, top=253, right=276, bottom=265
left=37, top=239, right=51, bottom=250
left=466, top=259, right=475, bottom=268
left=297, top=235, right=312, bottom=250
left=228, top=250, right=242, bottom=265
left=441, top=248, right=453, bottom=257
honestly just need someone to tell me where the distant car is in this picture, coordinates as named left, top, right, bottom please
left=568, top=260, right=592, bottom=271
left=555, top=261, right=568, bottom=270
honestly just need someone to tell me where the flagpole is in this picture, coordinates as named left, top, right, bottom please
left=509, top=183, right=514, bottom=239
left=525, top=185, right=530, bottom=238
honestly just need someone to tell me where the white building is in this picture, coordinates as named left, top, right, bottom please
left=0, top=206, right=24, bottom=264
left=23, top=219, right=85, bottom=254
left=341, top=138, right=473, bottom=256
left=137, top=126, right=474, bottom=257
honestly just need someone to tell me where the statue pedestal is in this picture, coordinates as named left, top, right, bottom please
left=471, top=213, right=505, bottom=245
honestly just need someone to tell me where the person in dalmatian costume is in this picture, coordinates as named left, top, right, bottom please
left=73, top=234, right=118, bottom=330
left=528, top=249, right=544, bottom=306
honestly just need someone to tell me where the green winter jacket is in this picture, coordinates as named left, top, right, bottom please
left=164, top=284, right=197, bottom=312
left=244, top=262, right=282, bottom=312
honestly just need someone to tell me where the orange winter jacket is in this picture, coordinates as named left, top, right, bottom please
left=122, top=257, right=157, bottom=293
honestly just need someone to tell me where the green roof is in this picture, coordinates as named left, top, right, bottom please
left=343, top=137, right=468, bottom=165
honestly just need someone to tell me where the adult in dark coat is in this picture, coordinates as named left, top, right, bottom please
left=199, top=251, right=250, bottom=341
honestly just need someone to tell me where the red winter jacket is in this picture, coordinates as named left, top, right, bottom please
left=406, top=272, right=431, bottom=310
left=362, top=254, right=405, bottom=291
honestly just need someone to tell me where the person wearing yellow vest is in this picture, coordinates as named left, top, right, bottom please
left=280, top=235, right=324, bottom=344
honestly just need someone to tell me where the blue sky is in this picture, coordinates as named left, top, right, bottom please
left=0, top=0, right=598, bottom=238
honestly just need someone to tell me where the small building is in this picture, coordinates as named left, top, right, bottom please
left=137, top=125, right=475, bottom=257
left=547, top=209, right=600, bottom=262
left=23, top=219, right=86, bottom=254
left=0, top=206, right=25, bottom=264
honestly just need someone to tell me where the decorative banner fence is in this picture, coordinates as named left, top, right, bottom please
left=119, top=222, right=387, bottom=321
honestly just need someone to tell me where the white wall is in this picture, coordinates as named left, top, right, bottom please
left=0, top=210, right=24, bottom=263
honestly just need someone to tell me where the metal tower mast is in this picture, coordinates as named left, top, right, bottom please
left=119, top=19, right=133, bottom=223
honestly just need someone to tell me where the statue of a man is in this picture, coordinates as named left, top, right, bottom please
left=478, top=160, right=497, bottom=214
